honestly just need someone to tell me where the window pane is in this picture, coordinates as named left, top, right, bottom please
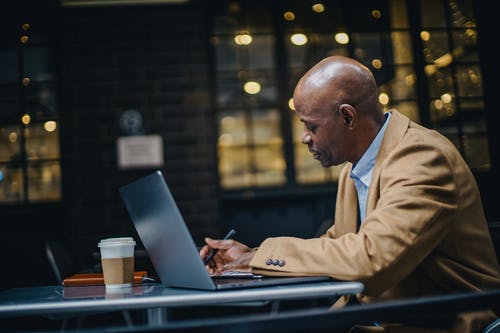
left=247, top=35, right=275, bottom=69
left=24, top=46, right=55, bottom=82
left=0, top=166, right=23, bottom=203
left=218, top=110, right=248, bottom=145
left=427, top=68, right=454, bottom=99
left=391, top=101, right=420, bottom=123
left=460, top=98, right=484, bottom=113
left=218, top=146, right=251, bottom=189
left=422, top=31, right=450, bottom=64
left=287, top=37, right=309, bottom=69
left=0, top=85, right=19, bottom=104
left=245, top=73, right=277, bottom=106
left=388, top=65, right=417, bottom=100
left=451, top=30, right=479, bottom=62
left=216, top=73, right=244, bottom=107
left=214, top=37, right=242, bottom=72
left=0, top=125, right=21, bottom=162
left=213, top=2, right=273, bottom=34
left=25, top=83, right=59, bottom=119
left=449, top=0, right=476, bottom=28
left=254, top=144, right=285, bottom=186
left=391, top=31, right=413, bottom=65
left=218, top=108, right=286, bottom=188
left=344, top=1, right=391, bottom=32
left=0, top=50, right=17, bottom=84
left=216, top=71, right=277, bottom=108
left=429, top=98, right=456, bottom=125
left=250, top=109, right=281, bottom=144
left=287, top=33, right=348, bottom=69
left=389, top=0, right=409, bottom=28
left=282, top=1, right=345, bottom=31
left=420, top=0, right=446, bottom=27
left=25, top=122, right=60, bottom=160
left=455, top=64, right=483, bottom=97
left=435, top=125, right=459, bottom=142
left=462, top=114, right=487, bottom=134
left=27, top=161, right=61, bottom=202
left=218, top=109, right=251, bottom=189
left=214, top=35, right=275, bottom=71
left=463, top=134, right=490, bottom=171
left=351, top=32, right=396, bottom=85
left=351, top=33, right=383, bottom=65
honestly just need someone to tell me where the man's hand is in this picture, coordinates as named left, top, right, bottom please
left=199, top=238, right=257, bottom=275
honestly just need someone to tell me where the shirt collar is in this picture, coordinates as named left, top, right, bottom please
left=351, top=112, right=391, bottom=186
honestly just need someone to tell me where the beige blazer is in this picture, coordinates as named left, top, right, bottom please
left=250, top=110, right=500, bottom=302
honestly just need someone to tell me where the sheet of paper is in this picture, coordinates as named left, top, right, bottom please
left=211, top=270, right=263, bottom=279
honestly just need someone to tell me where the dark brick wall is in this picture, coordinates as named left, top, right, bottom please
left=58, top=4, right=222, bottom=260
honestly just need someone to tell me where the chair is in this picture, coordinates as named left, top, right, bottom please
left=44, top=240, right=134, bottom=330
left=45, top=240, right=79, bottom=285
left=484, top=319, right=500, bottom=333
left=488, top=222, right=500, bottom=265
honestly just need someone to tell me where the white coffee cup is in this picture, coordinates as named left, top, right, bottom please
left=98, top=237, right=136, bottom=289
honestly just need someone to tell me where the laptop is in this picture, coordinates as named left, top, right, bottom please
left=118, top=170, right=330, bottom=290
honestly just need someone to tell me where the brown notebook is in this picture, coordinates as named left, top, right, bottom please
left=62, top=271, right=148, bottom=287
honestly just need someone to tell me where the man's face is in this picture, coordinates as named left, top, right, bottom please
left=295, top=102, right=346, bottom=167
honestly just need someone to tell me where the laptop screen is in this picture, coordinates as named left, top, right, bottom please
left=119, top=170, right=331, bottom=290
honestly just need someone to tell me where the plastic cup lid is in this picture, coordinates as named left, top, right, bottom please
left=98, top=237, right=135, bottom=247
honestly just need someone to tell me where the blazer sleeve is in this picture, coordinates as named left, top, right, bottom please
left=250, top=134, right=460, bottom=296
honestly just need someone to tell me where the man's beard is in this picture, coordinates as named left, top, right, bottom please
left=312, top=147, right=333, bottom=167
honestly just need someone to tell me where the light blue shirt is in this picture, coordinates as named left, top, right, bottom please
left=350, top=112, right=391, bottom=225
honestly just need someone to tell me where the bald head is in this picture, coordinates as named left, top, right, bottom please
left=294, top=56, right=380, bottom=117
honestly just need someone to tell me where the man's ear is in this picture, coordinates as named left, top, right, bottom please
left=339, top=103, right=356, bottom=128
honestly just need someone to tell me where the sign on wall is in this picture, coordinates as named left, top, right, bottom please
left=116, top=135, right=164, bottom=169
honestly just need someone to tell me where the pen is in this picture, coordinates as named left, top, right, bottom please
left=203, top=229, right=236, bottom=265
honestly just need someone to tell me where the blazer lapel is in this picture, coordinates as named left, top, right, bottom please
left=366, top=110, right=410, bottom=215
left=336, top=164, right=359, bottom=234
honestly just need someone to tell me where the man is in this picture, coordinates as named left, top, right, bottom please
left=201, top=56, right=500, bottom=332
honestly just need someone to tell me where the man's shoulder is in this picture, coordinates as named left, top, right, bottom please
left=404, top=121, right=458, bottom=154
left=386, top=109, right=455, bottom=152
